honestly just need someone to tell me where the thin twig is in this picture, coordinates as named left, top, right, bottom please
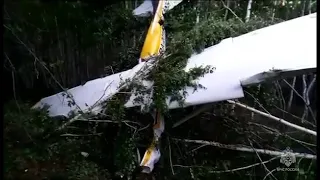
left=244, top=90, right=270, bottom=114
left=168, top=137, right=175, bottom=175
left=248, top=139, right=278, bottom=180
left=136, top=148, right=141, bottom=164
left=283, top=79, right=316, bottom=122
left=58, top=55, right=164, bottom=130
left=272, top=105, right=316, bottom=128
left=210, top=156, right=280, bottom=173
left=76, top=118, right=143, bottom=126
left=248, top=122, right=316, bottom=148
left=227, top=100, right=316, bottom=136
left=89, top=81, right=114, bottom=110
left=5, top=53, right=21, bottom=111
left=172, top=104, right=212, bottom=128
left=174, top=156, right=279, bottom=174
left=173, top=138, right=316, bottom=159
left=137, top=123, right=151, bottom=132
left=4, top=24, right=83, bottom=114
left=124, top=121, right=138, bottom=131
left=302, top=75, right=308, bottom=121
left=262, top=169, right=278, bottom=180
left=287, top=77, right=296, bottom=111
left=274, top=81, right=286, bottom=111
left=190, top=144, right=208, bottom=153
left=221, top=0, right=245, bottom=24
left=60, top=133, right=103, bottom=137
left=305, top=75, right=316, bottom=123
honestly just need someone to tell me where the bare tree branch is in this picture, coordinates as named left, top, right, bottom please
left=283, top=79, right=316, bottom=122
left=305, top=75, right=316, bottom=123
left=212, top=156, right=279, bottom=173
left=172, top=104, right=212, bottom=128
left=227, top=100, right=316, bottom=136
left=302, top=75, right=308, bottom=121
left=173, top=138, right=316, bottom=159
left=272, top=105, right=316, bottom=128
left=174, top=156, right=279, bottom=173
left=221, top=0, right=245, bottom=24
left=60, top=133, right=103, bottom=137
left=287, top=77, right=296, bottom=111
left=190, top=144, right=208, bottom=153
left=167, top=137, right=175, bottom=175
left=262, top=168, right=278, bottom=180
left=248, top=139, right=278, bottom=180
left=274, top=81, right=286, bottom=111
left=248, top=122, right=316, bottom=149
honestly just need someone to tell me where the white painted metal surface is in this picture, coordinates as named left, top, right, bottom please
left=33, top=13, right=317, bottom=118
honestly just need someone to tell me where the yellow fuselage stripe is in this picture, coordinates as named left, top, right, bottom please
left=141, top=139, right=156, bottom=166
left=140, top=1, right=164, bottom=60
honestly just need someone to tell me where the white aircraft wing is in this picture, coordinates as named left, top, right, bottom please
left=33, top=13, right=316, bottom=118
left=133, top=0, right=183, bottom=17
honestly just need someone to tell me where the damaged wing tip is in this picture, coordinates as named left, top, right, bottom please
left=31, top=101, right=42, bottom=109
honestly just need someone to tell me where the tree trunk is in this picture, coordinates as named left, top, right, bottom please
left=195, top=0, right=200, bottom=24
left=287, top=77, right=296, bottom=111
left=271, top=0, right=276, bottom=21
left=224, top=0, right=230, bottom=20
left=301, top=75, right=308, bottom=122
left=307, top=0, right=312, bottom=14
left=245, top=0, right=253, bottom=22
left=125, top=1, right=128, bottom=9
left=301, top=0, right=306, bottom=16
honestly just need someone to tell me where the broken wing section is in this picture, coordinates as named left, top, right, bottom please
left=32, top=62, right=148, bottom=117
left=138, top=0, right=166, bottom=62
left=32, top=13, right=316, bottom=118
left=241, top=68, right=316, bottom=86
left=133, top=0, right=183, bottom=17
left=126, top=13, right=317, bottom=108
left=133, top=0, right=153, bottom=17
left=140, top=111, right=164, bottom=173
left=134, top=0, right=182, bottom=63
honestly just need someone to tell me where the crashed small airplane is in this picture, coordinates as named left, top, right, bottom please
left=33, top=0, right=316, bottom=175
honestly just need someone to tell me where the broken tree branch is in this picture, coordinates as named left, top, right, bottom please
left=211, top=156, right=279, bottom=173
left=56, top=54, right=169, bottom=132
left=262, top=168, right=278, bottom=180
left=248, top=122, right=316, bottom=148
left=173, top=138, right=316, bottom=159
left=283, top=79, right=316, bottom=122
left=167, top=137, right=175, bottom=175
left=60, top=133, right=103, bottom=137
left=226, top=100, right=316, bottom=136
left=305, top=75, right=316, bottom=123
left=221, top=0, right=245, bottom=24
left=174, top=156, right=279, bottom=173
left=287, top=77, right=296, bottom=111
left=302, top=75, right=308, bottom=121
left=272, top=105, right=316, bottom=128
left=172, top=104, right=212, bottom=128
left=248, top=139, right=278, bottom=180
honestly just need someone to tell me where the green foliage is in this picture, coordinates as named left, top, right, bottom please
left=105, top=95, right=126, bottom=122
left=114, top=127, right=137, bottom=177
left=4, top=101, right=111, bottom=179
left=67, top=159, right=109, bottom=180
